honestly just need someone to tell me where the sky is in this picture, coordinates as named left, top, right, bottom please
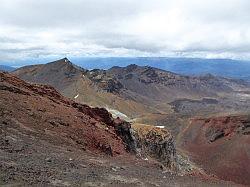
left=1, top=0, right=250, bottom=63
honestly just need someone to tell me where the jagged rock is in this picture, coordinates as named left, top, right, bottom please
left=48, top=119, right=69, bottom=127
left=113, top=118, right=137, bottom=153
left=132, top=124, right=177, bottom=171
left=197, top=115, right=250, bottom=142
left=88, top=70, right=124, bottom=93
left=206, top=129, right=225, bottom=142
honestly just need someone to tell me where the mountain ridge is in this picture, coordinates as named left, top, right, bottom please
left=13, top=58, right=250, bottom=119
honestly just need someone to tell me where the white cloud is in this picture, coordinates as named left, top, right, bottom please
left=1, top=0, right=250, bottom=62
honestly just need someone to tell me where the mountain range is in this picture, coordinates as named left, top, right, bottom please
left=3, top=57, right=250, bottom=80
left=13, top=58, right=250, bottom=119
left=0, top=65, right=15, bottom=72
left=70, top=57, right=250, bottom=80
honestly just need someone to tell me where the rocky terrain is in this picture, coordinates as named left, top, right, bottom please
left=13, top=58, right=152, bottom=118
left=0, top=72, right=236, bottom=186
left=0, top=71, right=136, bottom=156
left=107, top=64, right=250, bottom=116
left=180, top=115, right=250, bottom=185
left=10, top=58, right=250, bottom=185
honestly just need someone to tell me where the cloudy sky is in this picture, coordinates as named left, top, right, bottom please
left=1, top=0, right=250, bottom=62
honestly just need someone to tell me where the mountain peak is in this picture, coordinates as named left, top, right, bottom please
left=48, top=57, right=72, bottom=66
left=126, top=64, right=138, bottom=70
left=45, top=58, right=86, bottom=73
left=63, top=57, right=69, bottom=61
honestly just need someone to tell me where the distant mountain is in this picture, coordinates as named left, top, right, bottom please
left=13, top=58, right=250, bottom=119
left=69, top=57, right=250, bottom=80
left=0, top=65, right=15, bottom=72
left=108, top=64, right=248, bottom=99
left=8, top=57, right=250, bottom=80
left=12, top=58, right=152, bottom=118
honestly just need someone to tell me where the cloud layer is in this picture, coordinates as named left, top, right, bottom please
left=1, top=0, right=250, bottom=62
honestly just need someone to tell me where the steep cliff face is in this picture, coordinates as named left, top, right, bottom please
left=132, top=124, right=177, bottom=170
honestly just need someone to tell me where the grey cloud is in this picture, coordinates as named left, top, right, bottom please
left=0, top=0, right=141, bottom=28
left=0, top=37, right=21, bottom=43
left=1, top=0, right=250, bottom=61
left=0, top=46, right=46, bottom=53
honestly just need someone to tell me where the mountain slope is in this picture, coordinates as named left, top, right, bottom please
left=0, top=71, right=136, bottom=156
left=107, top=64, right=250, bottom=117
left=13, top=58, right=153, bottom=118
left=10, top=58, right=250, bottom=185
left=108, top=64, right=248, bottom=101
left=13, top=58, right=250, bottom=120
left=179, top=115, right=250, bottom=185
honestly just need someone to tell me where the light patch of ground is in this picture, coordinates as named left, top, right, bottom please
left=106, top=108, right=131, bottom=121
left=156, top=126, right=165, bottom=129
left=236, top=93, right=250, bottom=101
left=132, top=123, right=171, bottom=139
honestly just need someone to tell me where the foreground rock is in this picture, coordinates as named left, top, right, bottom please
left=132, top=124, right=204, bottom=176
left=132, top=124, right=177, bottom=171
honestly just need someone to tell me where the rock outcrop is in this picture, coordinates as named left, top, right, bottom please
left=132, top=124, right=177, bottom=171
left=87, top=69, right=124, bottom=93
left=192, top=115, right=250, bottom=142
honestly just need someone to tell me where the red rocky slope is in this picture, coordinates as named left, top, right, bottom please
left=0, top=72, right=135, bottom=156
left=180, top=115, right=250, bottom=185
left=0, top=72, right=238, bottom=186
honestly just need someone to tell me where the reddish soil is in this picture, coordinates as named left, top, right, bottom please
left=0, top=72, right=237, bottom=186
left=0, top=72, right=134, bottom=156
left=180, top=115, right=250, bottom=185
